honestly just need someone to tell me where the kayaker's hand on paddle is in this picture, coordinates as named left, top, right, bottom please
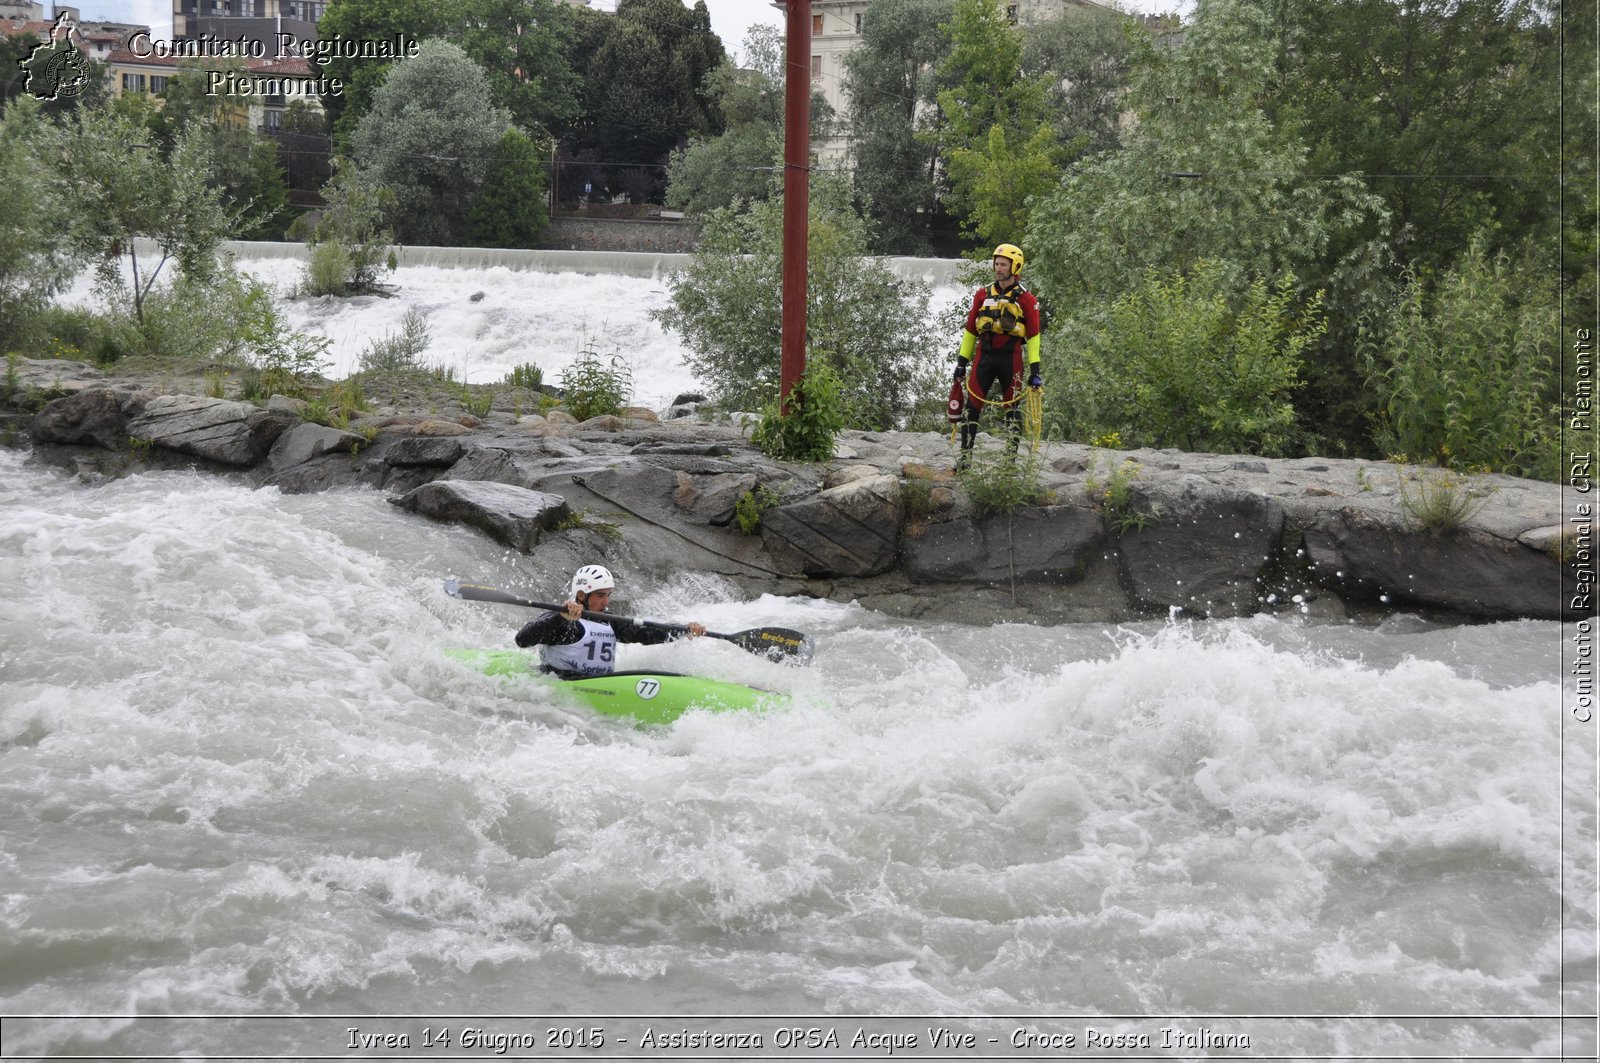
left=444, top=580, right=814, bottom=664
left=561, top=599, right=583, bottom=621
left=686, top=622, right=706, bottom=638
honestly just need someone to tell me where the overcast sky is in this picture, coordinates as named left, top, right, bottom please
left=63, top=0, right=1194, bottom=63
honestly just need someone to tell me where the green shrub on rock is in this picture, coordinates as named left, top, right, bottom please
left=751, top=362, right=846, bottom=462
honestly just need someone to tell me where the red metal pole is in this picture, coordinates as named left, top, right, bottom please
left=779, top=0, right=810, bottom=414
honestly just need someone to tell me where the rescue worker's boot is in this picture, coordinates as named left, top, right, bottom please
left=957, top=421, right=977, bottom=471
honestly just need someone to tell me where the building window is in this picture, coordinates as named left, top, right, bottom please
left=1005, top=5, right=1018, bottom=23
left=121, top=72, right=146, bottom=93
left=149, top=75, right=167, bottom=94
left=811, top=54, right=821, bottom=81
left=812, top=14, right=822, bottom=33
left=855, top=13, right=863, bottom=33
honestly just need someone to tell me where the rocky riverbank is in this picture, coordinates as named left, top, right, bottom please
left=6, top=356, right=1583, bottom=625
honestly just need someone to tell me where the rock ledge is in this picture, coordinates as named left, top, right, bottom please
left=7, top=357, right=1581, bottom=625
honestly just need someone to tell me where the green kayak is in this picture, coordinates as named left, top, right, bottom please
left=445, top=648, right=785, bottom=725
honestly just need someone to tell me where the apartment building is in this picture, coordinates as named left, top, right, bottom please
left=172, top=0, right=323, bottom=52
left=805, top=0, right=1127, bottom=163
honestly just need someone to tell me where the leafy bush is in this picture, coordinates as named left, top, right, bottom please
left=1362, top=236, right=1559, bottom=481
left=358, top=308, right=431, bottom=373
left=227, top=280, right=332, bottom=397
left=294, top=157, right=397, bottom=297
left=456, top=382, right=494, bottom=418
left=1063, top=261, right=1323, bottom=455
left=22, top=305, right=122, bottom=365
left=751, top=362, right=846, bottom=462
left=958, top=446, right=1051, bottom=516
left=105, top=270, right=258, bottom=363
left=304, top=242, right=352, bottom=299
left=559, top=342, right=631, bottom=421
left=734, top=485, right=782, bottom=535
left=653, top=175, right=944, bottom=431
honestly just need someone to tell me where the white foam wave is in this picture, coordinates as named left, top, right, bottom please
left=0, top=451, right=1586, bottom=1053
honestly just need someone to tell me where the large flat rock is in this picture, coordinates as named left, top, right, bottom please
left=127, top=395, right=293, bottom=467
left=388, top=480, right=572, bottom=552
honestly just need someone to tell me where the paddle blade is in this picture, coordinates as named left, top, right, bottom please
left=720, top=626, right=815, bottom=665
left=443, top=578, right=545, bottom=609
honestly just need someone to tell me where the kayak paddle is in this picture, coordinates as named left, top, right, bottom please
left=442, top=579, right=815, bottom=665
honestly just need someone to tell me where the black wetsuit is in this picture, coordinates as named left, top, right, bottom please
left=514, top=611, right=676, bottom=677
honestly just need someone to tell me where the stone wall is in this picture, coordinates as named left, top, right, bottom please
left=538, top=217, right=701, bottom=254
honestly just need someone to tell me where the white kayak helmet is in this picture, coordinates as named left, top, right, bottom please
left=570, top=564, right=615, bottom=599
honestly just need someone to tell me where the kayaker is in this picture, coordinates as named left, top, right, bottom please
left=514, top=564, right=706, bottom=678
left=953, top=242, right=1042, bottom=468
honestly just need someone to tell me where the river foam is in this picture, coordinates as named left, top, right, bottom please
left=61, top=253, right=970, bottom=411
left=0, top=450, right=1591, bottom=1058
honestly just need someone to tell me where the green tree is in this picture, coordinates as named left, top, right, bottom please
left=351, top=39, right=511, bottom=245
left=1562, top=0, right=1597, bottom=352
left=665, top=25, right=833, bottom=216
left=653, top=177, right=944, bottom=430
left=0, top=97, right=81, bottom=347
left=933, top=0, right=1061, bottom=247
left=54, top=105, right=232, bottom=327
left=1362, top=235, right=1559, bottom=480
left=1260, top=0, right=1557, bottom=277
left=0, top=33, right=38, bottom=109
left=843, top=0, right=954, bottom=255
left=316, top=0, right=579, bottom=145
left=467, top=127, right=550, bottom=247
left=1025, top=0, right=1386, bottom=451
left=1236, top=0, right=1557, bottom=453
left=564, top=0, right=727, bottom=202
left=294, top=156, right=397, bottom=296
left=1027, top=0, right=1383, bottom=308
left=145, top=62, right=288, bottom=240
left=1020, top=4, right=1136, bottom=163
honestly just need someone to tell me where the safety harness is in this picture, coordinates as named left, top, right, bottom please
left=973, top=281, right=1031, bottom=346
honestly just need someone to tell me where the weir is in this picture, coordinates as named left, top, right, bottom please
left=204, top=240, right=969, bottom=286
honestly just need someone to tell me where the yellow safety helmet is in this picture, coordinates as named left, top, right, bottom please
left=992, top=243, right=1025, bottom=275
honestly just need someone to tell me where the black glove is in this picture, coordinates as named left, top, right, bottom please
left=953, top=362, right=967, bottom=382
left=1028, top=369, right=1042, bottom=389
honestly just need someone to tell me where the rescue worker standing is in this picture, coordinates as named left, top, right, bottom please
left=953, top=243, right=1042, bottom=466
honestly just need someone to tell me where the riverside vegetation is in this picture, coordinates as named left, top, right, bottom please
left=0, top=0, right=1571, bottom=499
left=6, top=352, right=1578, bottom=628
left=0, top=0, right=1577, bottom=634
